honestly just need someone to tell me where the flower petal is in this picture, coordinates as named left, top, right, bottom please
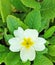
left=35, top=37, right=46, bottom=44
left=8, top=38, right=19, bottom=45
left=20, top=48, right=28, bottom=62
left=24, top=29, right=38, bottom=40
left=28, top=47, right=35, bottom=61
left=34, top=43, right=45, bottom=51
left=34, top=37, right=46, bottom=51
left=8, top=38, right=21, bottom=52
left=20, top=47, right=35, bottom=62
left=14, top=27, right=24, bottom=39
left=9, top=44, right=20, bottom=52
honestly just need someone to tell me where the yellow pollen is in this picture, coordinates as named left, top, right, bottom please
left=22, top=38, right=34, bottom=49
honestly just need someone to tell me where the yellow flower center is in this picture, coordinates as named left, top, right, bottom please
left=22, top=38, right=34, bottom=49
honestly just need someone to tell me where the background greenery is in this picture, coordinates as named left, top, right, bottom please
left=0, top=0, right=55, bottom=65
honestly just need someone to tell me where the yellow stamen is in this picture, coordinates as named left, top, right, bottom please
left=22, top=38, right=34, bottom=49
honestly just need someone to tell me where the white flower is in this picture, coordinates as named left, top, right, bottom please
left=8, top=27, right=46, bottom=62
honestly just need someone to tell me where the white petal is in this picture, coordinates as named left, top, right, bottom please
left=28, top=47, right=35, bottom=61
left=20, top=47, right=35, bottom=62
left=24, top=29, right=38, bottom=40
left=9, top=44, right=21, bottom=52
left=34, top=37, right=46, bottom=51
left=8, top=38, right=19, bottom=45
left=20, top=48, right=28, bottom=62
left=34, top=43, right=45, bottom=51
left=35, top=37, right=46, bottom=44
left=14, top=27, right=24, bottom=39
left=8, top=38, right=21, bottom=52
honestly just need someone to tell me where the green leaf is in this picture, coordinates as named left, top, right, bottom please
left=4, top=52, right=20, bottom=65
left=37, top=48, right=48, bottom=54
left=45, top=54, right=55, bottom=63
left=4, top=28, right=13, bottom=45
left=7, top=15, right=28, bottom=33
left=41, top=0, right=55, bottom=19
left=0, top=0, right=11, bottom=22
left=4, top=34, right=13, bottom=45
left=0, top=45, right=9, bottom=64
left=0, top=44, right=8, bottom=52
left=0, top=28, right=3, bottom=40
left=24, top=10, right=41, bottom=31
left=39, top=19, right=49, bottom=32
left=49, top=56, right=55, bottom=63
left=0, top=19, right=3, bottom=27
left=10, top=0, right=28, bottom=12
left=21, top=0, right=40, bottom=10
left=34, top=54, right=53, bottom=65
left=0, top=45, right=30, bottom=65
left=44, top=26, right=55, bottom=39
left=4, top=52, right=30, bottom=65
left=48, top=36, right=55, bottom=45
left=48, top=45, right=55, bottom=56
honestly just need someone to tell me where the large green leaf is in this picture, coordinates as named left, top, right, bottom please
left=49, top=56, right=55, bottom=63
left=10, top=0, right=28, bottom=12
left=0, top=44, right=8, bottom=52
left=41, top=0, right=55, bottom=19
left=48, top=45, right=55, bottom=56
left=0, top=44, right=30, bottom=65
left=0, top=0, right=11, bottom=22
left=21, top=0, right=40, bottom=10
left=4, top=52, right=30, bottom=65
left=34, top=54, right=53, bottom=65
left=39, top=19, right=49, bottom=32
left=24, top=10, right=41, bottom=31
left=45, top=54, right=55, bottom=63
left=48, top=36, right=55, bottom=45
left=0, top=44, right=9, bottom=64
left=7, top=15, right=28, bottom=33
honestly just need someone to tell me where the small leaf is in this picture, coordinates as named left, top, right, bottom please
left=7, top=15, right=28, bottom=33
left=4, top=34, right=13, bottom=45
left=24, top=10, right=41, bottom=31
left=44, top=26, right=55, bottom=39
